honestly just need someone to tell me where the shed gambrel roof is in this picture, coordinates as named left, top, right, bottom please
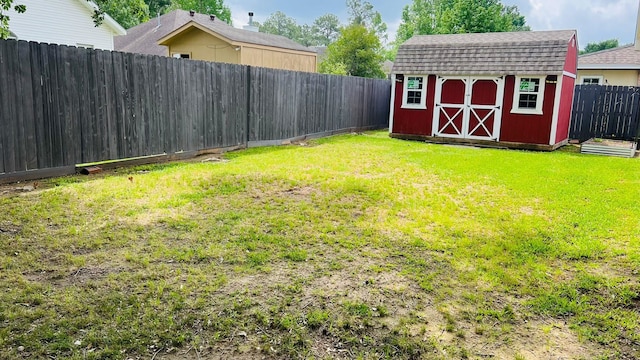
left=578, top=45, right=640, bottom=70
left=115, top=10, right=314, bottom=56
left=393, top=30, right=577, bottom=76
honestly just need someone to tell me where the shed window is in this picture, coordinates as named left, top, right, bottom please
left=511, top=76, right=545, bottom=115
left=402, top=76, right=427, bottom=109
left=580, top=76, right=603, bottom=85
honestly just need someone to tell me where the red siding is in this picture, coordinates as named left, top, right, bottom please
left=392, top=75, right=436, bottom=135
left=500, top=75, right=556, bottom=145
left=555, top=75, right=575, bottom=143
left=441, top=79, right=465, bottom=104
left=471, top=80, right=498, bottom=105
left=554, top=36, right=576, bottom=144
left=564, top=35, right=578, bottom=74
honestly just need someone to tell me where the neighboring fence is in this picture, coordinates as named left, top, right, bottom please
left=569, top=85, right=640, bottom=144
left=0, top=39, right=391, bottom=181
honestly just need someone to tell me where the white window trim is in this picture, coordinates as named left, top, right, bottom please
left=172, top=52, right=192, bottom=59
left=511, top=76, right=545, bottom=115
left=401, top=75, right=428, bottom=110
left=579, top=75, right=603, bottom=85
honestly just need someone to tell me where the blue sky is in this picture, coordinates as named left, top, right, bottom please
left=226, top=0, right=639, bottom=48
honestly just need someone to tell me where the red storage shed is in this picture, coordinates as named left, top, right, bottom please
left=389, top=30, right=578, bottom=150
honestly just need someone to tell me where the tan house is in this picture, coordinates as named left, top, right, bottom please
left=578, top=45, right=640, bottom=86
left=115, top=10, right=317, bottom=73
left=577, top=6, right=640, bottom=86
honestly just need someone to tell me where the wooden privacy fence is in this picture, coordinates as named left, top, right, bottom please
left=0, top=39, right=391, bottom=182
left=569, top=85, right=640, bottom=144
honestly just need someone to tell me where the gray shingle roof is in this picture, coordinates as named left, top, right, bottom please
left=392, top=30, right=577, bottom=76
left=115, top=10, right=314, bottom=56
left=578, top=45, right=640, bottom=69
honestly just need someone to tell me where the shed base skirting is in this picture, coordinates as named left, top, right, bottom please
left=389, top=133, right=568, bottom=151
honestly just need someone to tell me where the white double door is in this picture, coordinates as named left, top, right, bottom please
left=432, top=76, right=505, bottom=141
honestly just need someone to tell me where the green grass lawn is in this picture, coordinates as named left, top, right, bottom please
left=1, top=131, right=639, bottom=359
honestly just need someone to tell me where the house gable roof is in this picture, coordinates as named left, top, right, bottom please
left=115, top=10, right=314, bottom=56
left=578, top=45, right=640, bottom=70
left=157, top=21, right=235, bottom=46
left=393, top=30, right=577, bottom=76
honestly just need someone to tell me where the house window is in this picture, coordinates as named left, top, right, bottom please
left=580, top=76, right=603, bottom=85
left=511, top=76, right=545, bottom=115
left=402, top=75, right=427, bottom=109
left=76, top=43, right=94, bottom=49
left=172, top=53, right=191, bottom=59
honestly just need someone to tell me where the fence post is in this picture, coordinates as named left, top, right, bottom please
left=245, top=65, right=251, bottom=148
left=634, top=88, right=640, bottom=147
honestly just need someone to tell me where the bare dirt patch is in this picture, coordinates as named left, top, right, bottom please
left=0, top=221, right=22, bottom=235
left=23, top=266, right=124, bottom=286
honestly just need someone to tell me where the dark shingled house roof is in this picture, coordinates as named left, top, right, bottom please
left=115, top=10, right=314, bottom=56
left=392, top=30, right=577, bottom=76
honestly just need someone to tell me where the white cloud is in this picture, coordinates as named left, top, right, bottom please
left=228, top=5, right=248, bottom=28
left=590, top=0, right=637, bottom=19
left=527, top=0, right=564, bottom=29
left=227, top=2, right=267, bottom=28
left=524, top=0, right=637, bottom=46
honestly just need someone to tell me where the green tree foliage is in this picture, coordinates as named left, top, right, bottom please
left=0, top=0, right=25, bottom=39
left=503, top=5, right=530, bottom=31
left=167, top=0, right=231, bottom=23
left=98, top=0, right=232, bottom=30
left=395, top=0, right=438, bottom=46
left=346, top=0, right=387, bottom=42
left=298, top=24, right=314, bottom=47
left=396, top=0, right=530, bottom=46
left=320, top=24, right=384, bottom=78
left=311, top=13, right=340, bottom=46
left=580, top=39, right=619, bottom=55
left=260, top=11, right=303, bottom=43
left=93, top=0, right=149, bottom=29
left=437, top=0, right=512, bottom=34
left=261, top=11, right=342, bottom=47
left=146, top=0, right=171, bottom=16
left=317, top=58, right=348, bottom=75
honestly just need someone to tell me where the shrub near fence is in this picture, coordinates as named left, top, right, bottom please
left=0, top=39, right=391, bottom=182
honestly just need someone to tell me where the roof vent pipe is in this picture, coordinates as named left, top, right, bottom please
left=153, top=12, right=161, bottom=31
left=210, top=15, right=215, bottom=21
left=243, top=12, right=259, bottom=32
left=189, top=10, right=195, bottom=16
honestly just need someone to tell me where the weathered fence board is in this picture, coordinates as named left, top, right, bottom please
left=0, top=39, right=391, bottom=180
left=570, top=85, right=640, bottom=143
